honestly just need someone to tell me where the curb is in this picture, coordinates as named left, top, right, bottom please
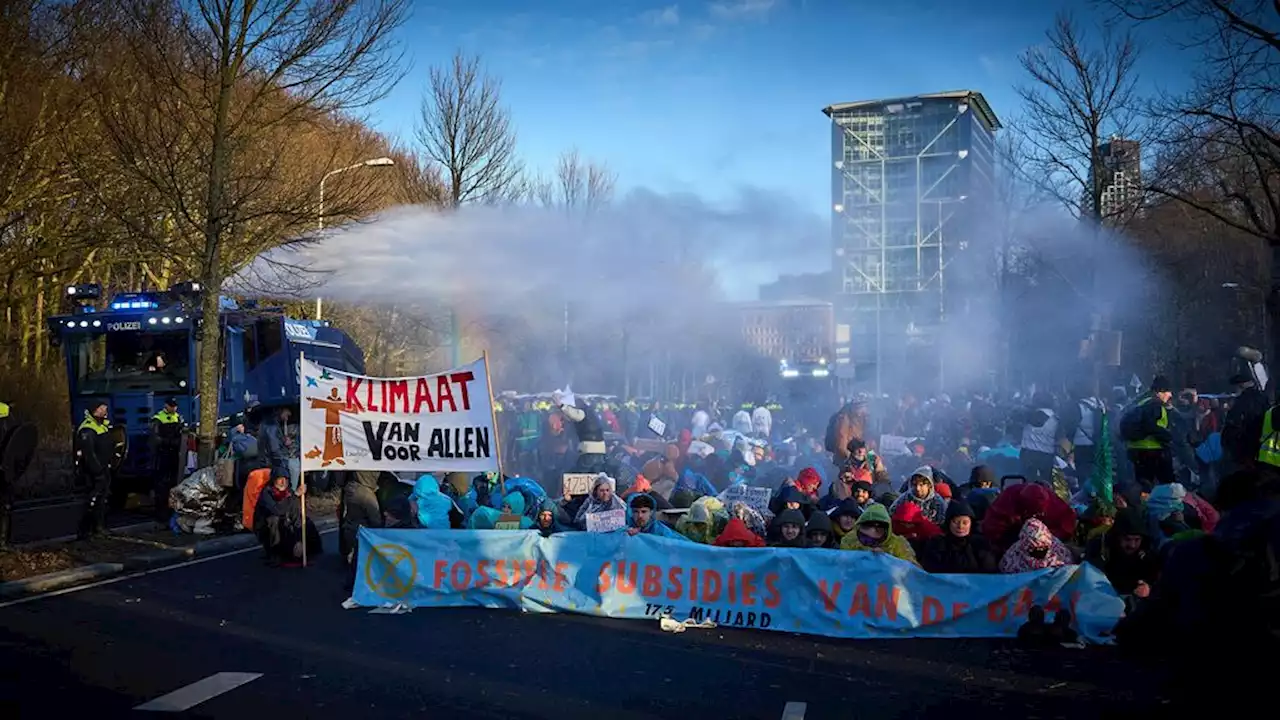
left=0, top=563, right=125, bottom=600
left=0, top=518, right=339, bottom=601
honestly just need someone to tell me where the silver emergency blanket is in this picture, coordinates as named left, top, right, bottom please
left=168, top=466, right=228, bottom=528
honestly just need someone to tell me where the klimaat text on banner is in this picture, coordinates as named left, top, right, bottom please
left=299, top=357, right=499, bottom=473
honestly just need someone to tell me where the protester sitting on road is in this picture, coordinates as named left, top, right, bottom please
left=891, top=500, right=943, bottom=553
left=534, top=498, right=570, bottom=536
left=769, top=509, right=806, bottom=548
left=889, top=466, right=949, bottom=526
left=1084, top=508, right=1159, bottom=611
left=803, top=509, right=834, bottom=548
left=254, top=476, right=321, bottom=568
left=918, top=500, right=999, bottom=574
left=713, top=517, right=765, bottom=547
left=571, top=474, right=626, bottom=530
left=625, top=494, right=686, bottom=539
left=838, top=503, right=919, bottom=566
left=829, top=498, right=862, bottom=543
left=999, top=518, right=1074, bottom=574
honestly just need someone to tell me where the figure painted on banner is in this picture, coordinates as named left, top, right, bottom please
left=307, top=387, right=356, bottom=467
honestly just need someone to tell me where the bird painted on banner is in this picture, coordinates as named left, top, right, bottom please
left=306, top=376, right=319, bottom=387
left=320, top=369, right=335, bottom=381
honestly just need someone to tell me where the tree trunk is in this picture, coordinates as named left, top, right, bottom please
left=196, top=284, right=222, bottom=466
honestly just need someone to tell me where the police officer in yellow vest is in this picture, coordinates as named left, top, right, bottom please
left=1122, top=375, right=1175, bottom=495
left=150, top=398, right=184, bottom=526
left=77, top=401, right=115, bottom=539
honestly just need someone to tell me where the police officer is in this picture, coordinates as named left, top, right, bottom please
left=77, top=401, right=115, bottom=539
left=1122, top=375, right=1175, bottom=496
left=149, top=398, right=184, bottom=526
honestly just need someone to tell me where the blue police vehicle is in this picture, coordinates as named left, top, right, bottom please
left=46, top=282, right=365, bottom=487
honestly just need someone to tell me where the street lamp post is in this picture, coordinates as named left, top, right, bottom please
left=314, top=156, right=395, bottom=320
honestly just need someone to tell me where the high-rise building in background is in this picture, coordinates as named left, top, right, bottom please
left=1097, top=136, right=1142, bottom=220
left=823, top=90, right=1001, bottom=393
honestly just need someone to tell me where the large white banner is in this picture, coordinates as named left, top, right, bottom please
left=299, top=356, right=498, bottom=474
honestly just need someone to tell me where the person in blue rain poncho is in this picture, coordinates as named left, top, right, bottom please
left=625, top=494, right=689, bottom=540
left=410, top=475, right=454, bottom=529
left=533, top=498, right=571, bottom=537
left=497, top=490, right=535, bottom=529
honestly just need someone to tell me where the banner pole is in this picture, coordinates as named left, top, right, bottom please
left=299, top=350, right=308, bottom=568
left=482, top=350, right=505, bottom=478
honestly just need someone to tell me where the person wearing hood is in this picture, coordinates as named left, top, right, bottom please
left=829, top=497, right=863, bottom=542
left=555, top=391, right=608, bottom=474
left=732, top=409, right=753, bottom=436
left=838, top=503, right=919, bottom=565
left=981, top=482, right=1077, bottom=554
left=573, top=474, right=627, bottom=529
left=533, top=497, right=571, bottom=537
left=625, top=494, right=687, bottom=540
left=919, top=500, right=998, bottom=574
left=1084, top=508, right=1159, bottom=604
left=676, top=496, right=727, bottom=543
left=714, top=517, right=766, bottom=547
left=803, top=509, right=834, bottom=548
left=1019, top=393, right=1061, bottom=487
left=410, top=475, right=456, bottom=529
left=770, top=485, right=815, bottom=521
left=889, top=466, right=948, bottom=526
left=691, top=408, right=711, bottom=440
left=770, top=508, right=807, bottom=548
left=498, top=491, right=535, bottom=529
left=999, top=518, right=1074, bottom=573
left=792, top=466, right=822, bottom=502
left=751, top=406, right=773, bottom=440
left=255, top=476, right=322, bottom=567
left=891, top=501, right=943, bottom=552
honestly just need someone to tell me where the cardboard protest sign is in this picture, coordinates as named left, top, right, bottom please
left=878, top=435, right=912, bottom=457
left=647, top=415, right=667, bottom=437
left=299, top=356, right=497, bottom=474
left=720, top=485, right=772, bottom=514
left=494, top=514, right=523, bottom=530
left=586, top=509, right=626, bottom=533
left=561, top=473, right=595, bottom=497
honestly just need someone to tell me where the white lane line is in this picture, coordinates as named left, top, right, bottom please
left=134, top=672, right=263, bottom=712
left=782, top=701, right=807, bottom=720
left=0, top=527, right=337, bottom=609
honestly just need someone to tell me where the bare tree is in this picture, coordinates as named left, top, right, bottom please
left=84, top=0, right=409, bottom=462
left=1105, top=0, right=1280, bottom=362
left=1015, top=13, right=1149, bottom=226
left=529, top=148, right=617, bottom=213
left=416, top=51, right=522, bottom=207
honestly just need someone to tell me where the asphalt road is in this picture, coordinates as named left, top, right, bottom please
left=0, top=531, right=1172, bottom=719
left=11, top=498, right=153, bottom=545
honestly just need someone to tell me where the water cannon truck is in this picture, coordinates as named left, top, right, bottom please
left=46, top=282, right=365, bottom=487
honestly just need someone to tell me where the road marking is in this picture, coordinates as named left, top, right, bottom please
left=0, top=527, right=337, bottom=609
left=782, top=701, right=807, bottom=720
left=134, top=672, right=263, bottom=712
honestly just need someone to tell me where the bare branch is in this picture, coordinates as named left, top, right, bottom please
left=415, top=50, right=522, bottom=207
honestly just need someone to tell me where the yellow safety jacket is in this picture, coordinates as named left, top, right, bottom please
left=1258, top=407, right=1280, bottom=468
left=1125, top=398, right=1168, bottom=451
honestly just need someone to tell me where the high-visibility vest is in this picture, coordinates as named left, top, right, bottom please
left=0, top=402, right=9, bottom=419
left=1125, top=398, right=1168, bottom=451
left=78, top=415, right=109, bottom=435
left=1258, top=407, right=1280, bottom=468
left=153, top=409, right=181, bottom=424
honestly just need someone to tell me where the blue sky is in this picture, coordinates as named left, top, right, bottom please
left=366, top=0, right=1193, bottom=216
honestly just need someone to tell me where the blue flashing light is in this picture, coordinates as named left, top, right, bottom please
left=110, top=300, right=159, bottom=311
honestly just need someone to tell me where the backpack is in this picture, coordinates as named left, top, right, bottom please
left=1119, top=403, right=1147, bottom=442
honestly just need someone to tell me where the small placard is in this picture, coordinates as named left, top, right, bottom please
left=647, top=414, right=667, bottom=438
left=585, top=509, right=626, bottom=533
left=719, top=484, right=772, bottom=514
left=561, top=473, right=595, bottom=497
left=494, top=514, right=523, bottom=530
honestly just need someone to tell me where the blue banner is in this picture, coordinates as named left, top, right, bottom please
left=352, top=528, right=1124, bottom=642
